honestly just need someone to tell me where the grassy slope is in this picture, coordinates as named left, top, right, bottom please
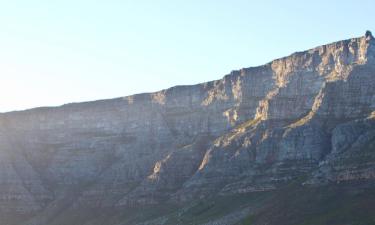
left=32, top=182, right=375, bottom=225
left=245, top=184, right=375, bottom=225
left=122, top=183, right=375, bottom=225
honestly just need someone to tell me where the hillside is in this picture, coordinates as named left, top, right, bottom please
left=1, top=31, right=375, bottom=225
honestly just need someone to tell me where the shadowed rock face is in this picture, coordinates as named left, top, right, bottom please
left=1, top=32, right=375, bottom=225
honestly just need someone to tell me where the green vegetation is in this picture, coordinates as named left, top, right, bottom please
left=28, top=181, right=375, bottom=225
left=236, top=215, right=254, bottom=225
left=131, top=182, right=375, bottom=225
left=243, top=184, right=375, bottom=225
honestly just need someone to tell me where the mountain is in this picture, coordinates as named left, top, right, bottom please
left=1, top=31, right=375, bottom=225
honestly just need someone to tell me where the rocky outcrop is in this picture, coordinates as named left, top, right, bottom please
left=0, top=31, right=375, bottom=225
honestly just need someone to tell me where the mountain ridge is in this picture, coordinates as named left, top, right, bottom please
left=1, top=31, right=375, bottom=225
left=3, top=31, right=372, bottom=115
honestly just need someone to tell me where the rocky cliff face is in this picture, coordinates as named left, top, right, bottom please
left=1, top=31, right=375, bottom=225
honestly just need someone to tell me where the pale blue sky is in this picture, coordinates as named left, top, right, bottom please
left=1, top=0, right=374, bottom=112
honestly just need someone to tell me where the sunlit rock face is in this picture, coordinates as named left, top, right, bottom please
left=0, top=31, right=375, bottom=224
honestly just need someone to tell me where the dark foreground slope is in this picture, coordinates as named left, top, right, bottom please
left=1, top=32, right=375, bottom=225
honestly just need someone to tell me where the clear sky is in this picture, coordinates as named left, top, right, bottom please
left=1, top=0, right=374, bottom=112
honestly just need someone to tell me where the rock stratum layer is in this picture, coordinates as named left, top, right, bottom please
left=1, top=32, right=375, bottom=225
